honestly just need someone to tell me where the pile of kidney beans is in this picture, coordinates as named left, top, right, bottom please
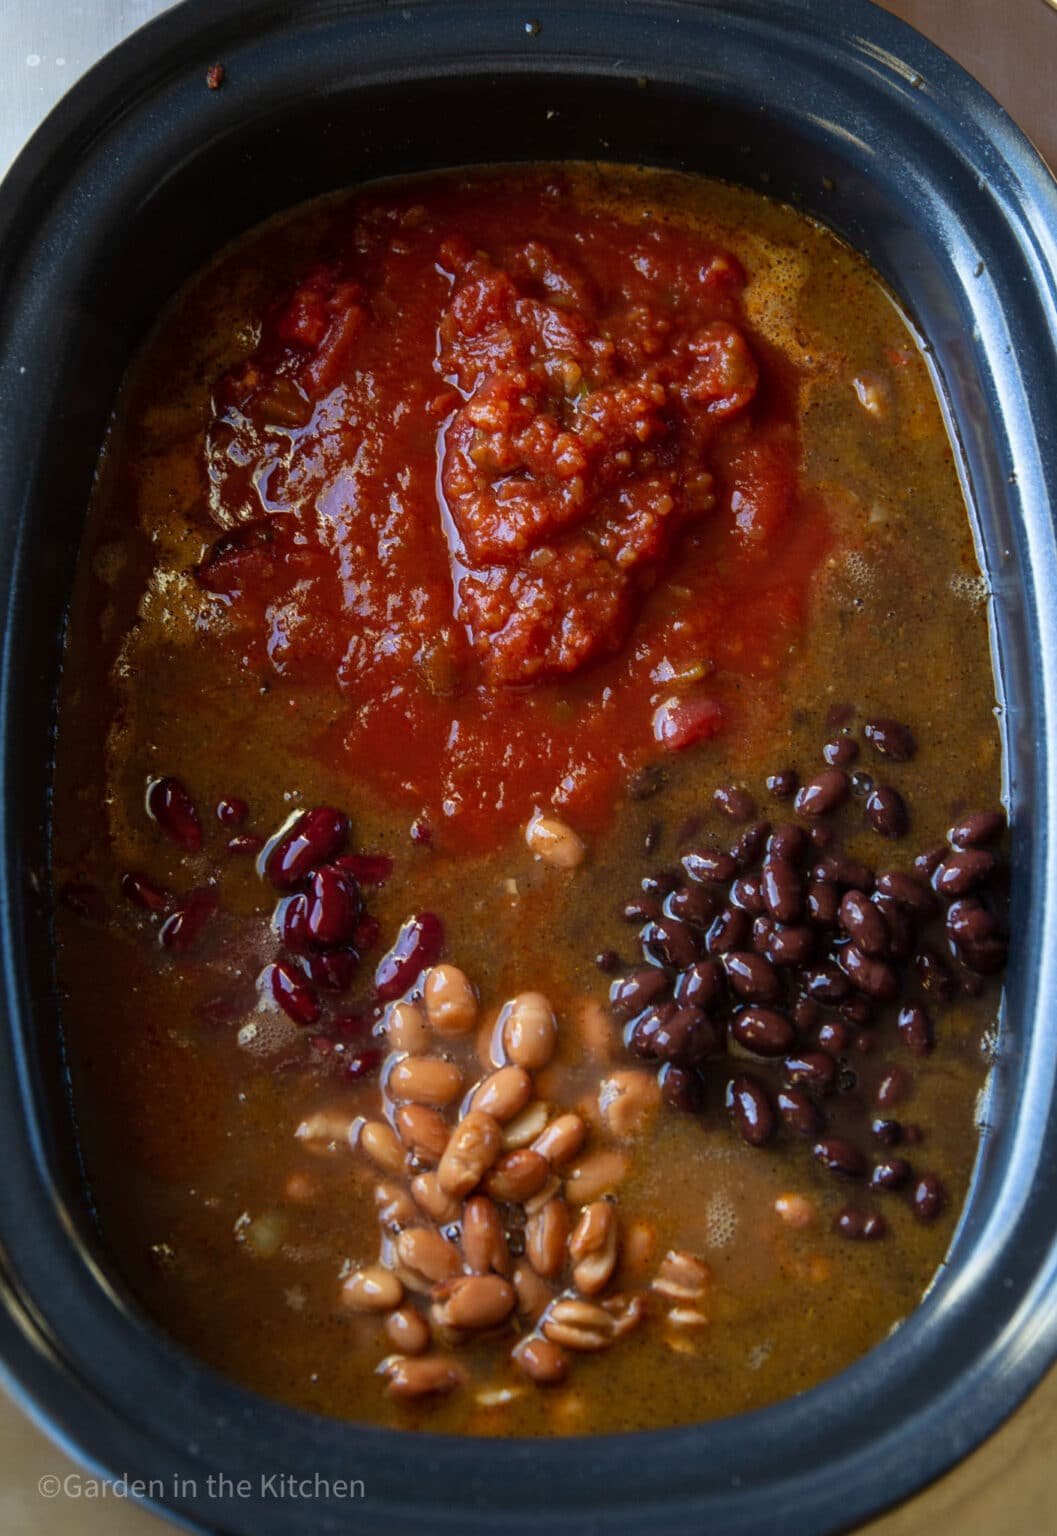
left=90, top=778, right=446, bottom=1080
left=606, top=717, right=1008, bottom=1240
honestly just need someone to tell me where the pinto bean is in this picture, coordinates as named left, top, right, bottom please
left=395, top=1104, right=450, bottom=1163
left=387, top=1001, right=431, bottom=1054
left=462, top=1195, right=512, bottom=1276
left=359, top=1119, right=406, bottom=1175
left=382, top=1354, right=464, bottom=1399
left=437, top=1110, right=504, bottom=1196
left=471, top=1065, right=533, bottom=1123
left=525, top=809, right=586, bottom=869
left=502, top=1099, right=551, bottom=1150
left=341, top=1264, right=403, bottom=1313
left=597, top=1069, right=661, bottom=1138
left=410, top=1171, right=461, bottom=1224
left=387, top=1055, right=463, bottom=1108
left=423, top=964, right=478, bottom=1037
left=532, top=1113, right=587, bottom=1168
left=484, top=1149, right=551, bottom=1203
left=526, top=1197, right=570, bottom=1279
left=395, top=1226, right=462, bottom=1287
left=385, top=1306, right=430, bottom=1355
left=512, top=1259, right=554, bottom=1321
left=564, top=1148, right=628, bottom=1204
left=651, top=1249, right=711, bottom=1303
left=374, top=1180, right=418, bottom=1232
left=501, top=992, right=558, bottom=1070
left=541, top=1297, right=616, bottom=1352
left=512, top=1335, right=569, bottom=1384
left=569, top=1201, right=619, bottom=1295
left=432, top=1274, right=516, bottom=1331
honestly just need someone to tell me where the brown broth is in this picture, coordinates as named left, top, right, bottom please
left=51, top=165, right=1001, bottom=1435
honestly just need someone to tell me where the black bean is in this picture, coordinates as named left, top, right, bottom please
left=706, top=906, right=752, bottom=955
left=813, top=1138, right=867, bottom=1177
left=683, top=847, right=737, bottom=885
left=954, top=960, right=987, bottom=995
left=665, top=883, right=722, bottom=929
left=871, top=1157, right=912, bottom=1191
left=641, top=867, right=681, bottom=896
left=673, top=959, right=724, bottom=1012
left=822, top=735, right=859, bottom=767
left=806, top=880, right=840, bottom=926
left=958, top=934, right=1009, bottom=975
left=875, top=870, right=937, bottom=917
left=777, top=1087, right=820, bottom=1138
left=795, top=996, right=823, bottom=1033
left=768, top=823, right=809, bottom=862
left=762, top=854, right=802, bottom=922
left=766, top=922, right=816, bottom=967
left=730, top=820, right=771, bottom=868
left=725, top=951, right=780, bottom=1005
left=730, top=873, right=767, bottom=914
left=903, top=1123, right=925, bottom=1145
left=866, top=785, right=908, bottom=839
left=595, top=949, right=621, bottom=973
left=801, top=961, right=849, bottom=1003
left=870, top=1117, right=903, bottom=1146
left=872, top=894, right=915, bottom=959
left=785, top=1051, right=837, bottom=1094
left=914, top=946, right=954, bottom=1001
left=853, top=1030, right=878, bottom=1055
left=795, top=768, right=849, bottom=818
left=835, top=1207, right=886, bottom=1240
left=751, top=914, right=776, bottom=955
left=651, top=1005, right=720, bottom=1066
left=864, top=718, right=916, bottom=762
left=623, top=895, right=661, bottom=923
left=714, top=784, right=755, bottom=821
left=641, top=916, right=699, bottom=970
left=817, top=1020, right=850, bottom=1057
left=813, top=854, right=874, bottom=891
left=838, top=944, right=898, bottom=1001
left=946, top=898, right=997, bottom=948
left=610, top=967, right=672, bottom=1021
left=914, top=845, right=947, bottom=879
left=839, top=889, right=889, bottom=957
left=876, top=1065, right=911, bottom=1107
left=838, top=993, right=875, bottom=1027
left=731, top=1004, right=795, bottom=1056
left=809, top=823, right=835, bottom=851
left=628, top=1001, right=675, bottom=1057
left=897, top=1004, right=933, bottom=1057
left=726, top=1074, right=775, bottom=1146
left=948, top=809, right=1006, bottom=848
left=933, top=848, right=997, bottom=898
left=767, top=768, right=798, bottom=800
left=911, top=1172, right=946, bottom=1222
left=660, top=1064, right=703, bottom=1113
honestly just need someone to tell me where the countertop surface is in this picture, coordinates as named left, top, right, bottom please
left=1, top=0, right=1055, bottom=1531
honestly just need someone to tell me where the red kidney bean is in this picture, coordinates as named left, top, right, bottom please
left=275, top=892, right=311, bottom=953
left=870, top=1117, right=903, bottom=1146
left=948, top=809, right=1005, bottom=848
left=159, top=887, right=216, bottom=951
left=227, top=833, right=264, bottom=856
left=683, top=848, right=737, bottom=884
left=777, top=1087, right=820, bottom=1137
left=726, top=1075, right=775, bottom=1146
left=866, top=785, right=908, bottom=838
left=946, top=898, right=997, bottom=948
left=914, top=947, right=954, bottom=1001
left=801, top=961, right=849, bottom=1003
left=305, top=865, right=362, bottom=947
left=610, top=968, right=671, bottom=1021
left=674, top=959, right=724, bottom=1012
left=806, top=880, right=840, bottom=926
left=706, top=906, right=752, bottom=955
left=264, top=807, right=349, bottom=889
left=785, top=1051, right=837, bottom=1094
left=813, top=1138, right=867, bottom=1177
left=795, top=768, right=849, bottom=818
left=871, top=1157, right=912, bottom=1191
left=353, top=914, right=381, bottom=952
left=817, top=1020, right=850, bottom=1057
left=768, top=824, right=809, bottom=862
left=911, top=1172, right=946, bottom=1221
left=216, top=796, right=248, bottom=828
left=146, top=776, right=202, bottom=853
left=120, top=871, right=169, bottom=913
left=863, top=718, right=916, bottom=762
left=812, top=854, right=874, bottom=892
left=875, top=870, right=936, bottom=917
left=660, top=1064, right=704, bottom=1113
left=337, top=852, right=394, bottom=886
left=374, top=912, right=444, bottom=1001
left=730, top=1005, right=794, bottom=1056
left=876, top=1064, right=911, bottom=1107
left=409, top=818, right=432, bottom=845
left=714, top=784, right=755, bottom=821
left=193, top=519, right=282, bottom=594
left=766, top=923, right=816, bottom=967
left=666, top=884, right=722, bottom=928
left=652, top=1006, right=719, bottom=1065
left=835, top=1207, right=886, bottom=1240
left=724, top=952, right=780, bottom=1005
left=822, top=736, right=859, bottom=767
left=839, top=890, right=889, bottom=957
left=730, top=874, right=767, bottom=915
left=897, top=1003, right=933, bottom=1056
left=872, top=894, right=915, bottom=959
left=761, top=855, right=802, bottom=923
left=346, top=1047, right=383, bottom=1081
left=262, top=958, right=320, bottom=1026
left=932, top=849, right=996, bottom=898
left=642, top=916, right=700, bottom=970
left=306, top=948, right=358, bottom=993
left=838, top=945, right=898, bottom=1002
left=730, top=820, right=771, bottom=867
left=767, top=768, right=799, bottom=800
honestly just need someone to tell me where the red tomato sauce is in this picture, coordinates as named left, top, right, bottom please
left=196, top=175, right=831, bottom=848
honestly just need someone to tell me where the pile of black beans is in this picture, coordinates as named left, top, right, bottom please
left=606, top=717, right=1008, bottom=1241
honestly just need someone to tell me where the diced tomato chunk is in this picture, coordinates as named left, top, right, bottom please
left=652, top=693, right=724, bottom=751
